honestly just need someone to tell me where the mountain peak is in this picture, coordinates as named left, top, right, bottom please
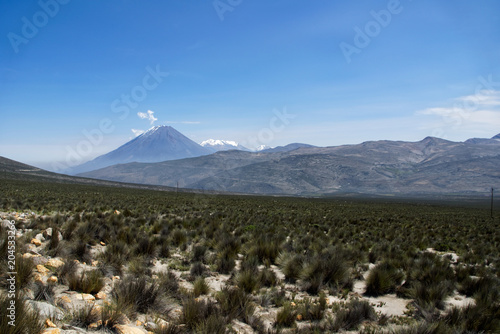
left=200, top=139, right=250, bottom=152
left=71, top=125, right=212, bottom=174
left=492, top=133, right=500, bottom=140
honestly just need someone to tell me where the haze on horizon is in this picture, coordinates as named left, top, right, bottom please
left=1, top=0, right=499, bottom=170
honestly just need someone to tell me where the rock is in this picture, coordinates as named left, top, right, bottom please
left=31, top=238, right=42, bottom=246
left=37, top=264, right=50, bottom=275
left=47, top=276, right=58, bottom=284
left=42, top=328, right=61, bottom=334
left=74, top=293, right=95, bottom=301
left=34, top=273, right=44, bottom=283
left=114, top=324, right=148, bottom=334
left=29, top=301, right=65, bottom=320
left=35, top=233, right=46, bottom=242
left=46, top=258, right=65, bottom=268
left=43, top=228, right=53, bottom=238
left=32, top=256, right=49, bottom=266
left=88, top=321, right=102, bottom=329
left=100, top=241, right=106, bottom=246
left=23, top=253, right=34, bottom=259
left=95, top=291, right=107, bottom=300
left=45, top=318, right=57, bottom=328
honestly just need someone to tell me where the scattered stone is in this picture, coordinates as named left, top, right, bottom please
left=37, top=264, right=50, bottom=275
left=89, top=321, right=102, bottom=329
left=96, top=291, right=107, bottom=300
left=45, top=318, right=57, bottom=328
left=114, top=324, right=148, bottom=334
left=46, top=258, right=65, bottom=268
left=100, top=241, right=106, bottom=246
left=23, top=252, right=34, bottom=259
left=34, top=273, right=44, bottom=283
left=74, top=293, right=95, bottom=301
left=35, top=233, right=46, bottom=242
left=48, top=276, right=58, bottom=284
left=31, top=238, right=42, bottom=246
left=43, top=228, right=53, bottom=238
left=42, top=328, right=61, bottom=334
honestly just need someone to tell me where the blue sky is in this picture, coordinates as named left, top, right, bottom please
left=1, top=0, right=499, bottom=170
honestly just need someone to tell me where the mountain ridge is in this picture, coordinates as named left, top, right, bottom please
left=78, top=134, right=500, bottom=196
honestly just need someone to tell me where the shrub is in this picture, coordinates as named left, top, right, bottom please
left=365, top=261, right=404, bottom=296
left=15, top=254, right=35, bottom=290
left=69, top=303, right=100, bottom=329
left=332, top=299, right=377, bottom=331
left=190, top=261, right=207, bottom=277
left=157, top=271, right=180, bottom=299
left=237, top=269, right=260, bottom=293
left=216, top=286, right=253, bottom=321
left=0, top=292, right=44, bottom=334
left=258, top=267, right=278, bottom=287
left=297, top=296, right=326, bottom=321
left=194, top=313, right=227, bottom=334
left=215, top=249, right=236, bottom=274
left=192, top=244, right=207, bottom=262
left=248, top=235, right=281, bottom=264
left=279, top=253, right=304, bottom=283
left=301, top=249, right=351, bottom=294
left=67, top=270, right=104, bottom=294
left=33, top=280, right=55, bottom=303
left=275, top=302, right=296, bottom=328
left=181, top=297, right=223, bottom=330
left=193, top=276, right=210, bottom=297
left=112, top=275, right=164, bottom=315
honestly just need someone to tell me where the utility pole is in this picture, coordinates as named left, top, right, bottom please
left=491, top=188, right=494, bottom=219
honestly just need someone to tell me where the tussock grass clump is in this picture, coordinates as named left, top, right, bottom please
left=258, top=267, right=278, bottom=287
left=192, top=244, right=207, bottom=262
left=15, top=254, right=35, bottom=290
left=237, top=269, right=261, bottom=293
left=157, top=271, right=180, bottom=299
left=67, top=269, right=104, bottom=294
left=301, top=248, right=352, bottom=294
left=0, top=292, right=44, bottom=334
left=192, top=276, right=210, bottom=297
left=181, top=297, right=225, bottom=331
left=215, top=248, right=236, bottom=274
left=332, top=299, right=377, bottom=331
left=69, top=303, right=100, bottom=328
left=296, top=294, right=326, bottom=321
left=248, top=235, right=282, bottom=264
left=275, top=302, right=297, bottom=328
left=33, top=280, right=55, bottom=303
left=190, top=261, right=207, bottom=277
left=365, top=261, right=404, bottom=296
left=216, top=286, right=248, bottom=318
left=112, top=275, right=164, bottom=315
left=443, top=303, right=500, bottom=333
left=278, top=253, right=304, bottom=283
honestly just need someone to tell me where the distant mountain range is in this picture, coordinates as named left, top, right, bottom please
left=77, top=132, right=500, bottom=196
left=69, top=125, right=313, bottom=174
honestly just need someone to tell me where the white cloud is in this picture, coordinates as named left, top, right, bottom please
left=137, top=110, right=158, bottom=125
left=131, top=129, right=145, bottom=137
left=416, top=89, right=500, bottom=138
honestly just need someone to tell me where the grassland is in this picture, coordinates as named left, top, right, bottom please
left=0, top=177, right=499, bottom=333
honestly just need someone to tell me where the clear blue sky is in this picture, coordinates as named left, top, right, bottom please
left=1, top=0, right=499, bottom=170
